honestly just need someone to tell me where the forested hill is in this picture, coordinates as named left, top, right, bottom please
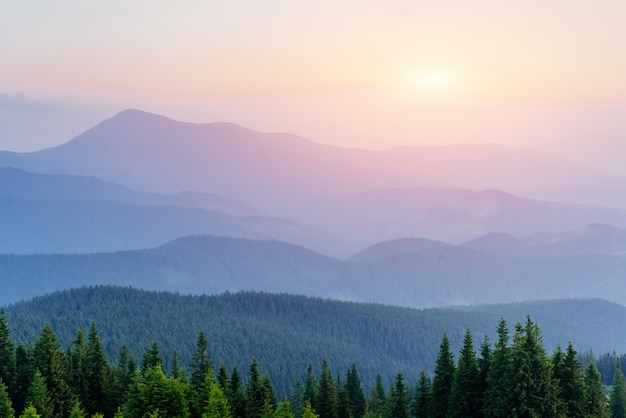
left=5, top=286, right=626, bottom=394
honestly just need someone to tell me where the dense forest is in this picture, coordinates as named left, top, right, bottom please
left=0, top=308, right=624, bottom=418
left=6, top=287, right=626, bottom=394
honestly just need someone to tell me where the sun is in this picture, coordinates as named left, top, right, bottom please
left=406, top=69, right=457, bottom=95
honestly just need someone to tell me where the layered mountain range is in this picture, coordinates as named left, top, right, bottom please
left=3, top=109, right=626, bottom=308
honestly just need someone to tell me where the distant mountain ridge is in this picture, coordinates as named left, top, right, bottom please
left=4, top=232, right=626, bottom=308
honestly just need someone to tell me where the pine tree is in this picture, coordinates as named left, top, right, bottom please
left=482, top=320, right=511, bottom=418
left=345, top=364, right=365, bottom=418
left=336, top=386, right=351, bottom=418
left=507, top=318, right=560, bottom=418
left=411, top=370, right=431, bottom=418
left=291, top=379, right=305, bottom=418
left=66, top=329, right=88, bottom=409
left=217, top=363, right=230, bottom=391
left=32, top=324, right=75, bottom=417
left=610, top=359, right=626, bottom=418
left=555, top=343, right=585, bottom=418
left=247, top=358, right=268, bottom=418
left=25, top=370, right=53, bottom=418
left=13, top=343, right=32, bottom=415
left=304, top=365, right=319, bottom=410
left=366, top=374, right=386, bottom=417
left=301, top=401, right=319, bottom=418
left=171, top=350, right=181, bottom=380
left=388, top=372, right=410, bottom=418
left=85, top=323, right=108, bottom=415
left=583, top=359, right=609, bottom=418
left=430, top=333, right=455, bottom=418
left=203, top=382, right=231, bottom=418
left=68, top=401, right=86, bottom=418
left=0, top=308, right=16, bottom=404
left=276, top=397, right=295, bottom=418
left=317, top=360, right=338, bottom=418
left=19, top=405, right=41, bottom=418
left=0, top=378, right=15, bottom=418
left=104, top=344, right=134, bottom=417
left=141, top=341, right=163, bottom=372
left=124, top=364, right=190, bottom=418
left=228, top=366, right=247, bottom=418
left=190, top=332, right=213, bottom=391
left=447, top=328, right=482, bottom=418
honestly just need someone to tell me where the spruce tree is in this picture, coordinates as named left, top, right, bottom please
left=190, top=331, right=213, bottom=392
left=85, top=323, right=108, bottom=415
left=366, top=374, right=386, bottom=418
left=345, top=364, right=365, bottom=418
left=25, top=370, right=53, bottom=418
left=583, top=359, right=609, bottom=418
left=217, top=363, right=229, bottom=391
left=276, top=397, right=295, bottom=418
left=141, top=341, right=163, bottom=372
left=388, top=372, right=410, bottom=418
left=32, top=324, right=75, bottom=417
left=19, top=405, right=41, bottom=418
left=228, top=366, right=247, bottom=418
left=507, top=318, right=560, bottom=418
left=447, top=328, right=482, bottom=418
left=0, top=309, right=16, bottom=405
left=13, top=343, right=32, bottom=415
left=610, top=359, right=626, bottom=418
left=430, top=333, right=455, bottom=418
left=203, top=382, right=231, bottom=418
left=411, top=370, right=431, bottom=418
left=482, top=320, right=511, bottom=418
left=304, top=364, right=319, bottom=411
left=247, top=358, right=267, bottom=418
left=0, top=378, right=15, bottom=418
left=555, top=343, right=585, bottom=418
left=317, top=360, right=338, bottom=418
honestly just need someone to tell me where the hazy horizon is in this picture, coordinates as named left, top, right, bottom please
left=3, top=2, right=626, bottom=174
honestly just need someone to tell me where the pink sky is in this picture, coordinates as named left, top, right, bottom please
left=2, top=1, right=626, bottom=172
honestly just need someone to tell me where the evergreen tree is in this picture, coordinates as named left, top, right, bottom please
left=429, top=333, right=455, bottom=418
left=345, top=364, right=365, bottom=418
left=190, top=331, right=213, bottom=391
left=124, top=364, right=190, bottom=418
left=217, top=363, right=230, bottom=391
left=104, top=344, right=134, bottom=417
left=25, top=370, right=53, bottom=418
left=0, top=378, right=15, bottom=418
left=507, top=318, right=560, bottom=418
left=610, top=359, right=626, bottom=418
left=555, top=343, right=585, bottom=418
left=68, top=401, right=86, bottom=418
left=304, top=365, right=319, bottom=410
left=411, top=370, right=431, bottom=418
left=583, top=359, right=609, bottom=418
left=228, top=366, right=247, bottom=418
left=291, top=379, right=305, bottom=418
left=19, top=405, right=41, bottom=418
left=476, top=336, right=491, bottom=405
left=388, top=372, right=410, bottom=418
left=276, top=397, right=295, bottom=418
left=0, top=308, right=16, bottom=404
left=171, top=350, right=181, bottom=380
left=85, top=323, right=108, bottom=415
left=66, top=329, right=88, bottom=409
left=482, top=320, right=511, bottom=418
left=13, top=343, right=33, bottom=415
left=336, top=386, right=351, bottom=418
left=32, top=324, right=75, bottom=417
left=203, top=382, right=231, bottom=418
left=447, top=328, right=482, bottom=418
left=301, top=401, right=319, bottom=418
left=366, top=374, right=386, bottom=418
left=247, top=358, right=268, bottom=418
left=317, top=360, right=338, bottom=418
left=141, top=341, right=163, bottom=372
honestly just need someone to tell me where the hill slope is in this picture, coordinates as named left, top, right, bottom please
left=5, top=234, right=626, bottom=308
left=5, top=287, right=626, bottom=393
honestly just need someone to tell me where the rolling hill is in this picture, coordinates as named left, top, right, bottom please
left=4, top=233, right=626, bottom=308
left=5, top=286, right=626, bottom=393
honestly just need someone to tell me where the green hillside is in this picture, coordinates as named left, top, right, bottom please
left=5, top=286, right=626, bottom=394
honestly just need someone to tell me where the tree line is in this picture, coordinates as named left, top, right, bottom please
left=1, top=307, right=625, bottom=417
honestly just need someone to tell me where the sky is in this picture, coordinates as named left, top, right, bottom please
left=2, top=1, right=626, bottom=172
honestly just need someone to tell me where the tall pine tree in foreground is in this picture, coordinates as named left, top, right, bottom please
left=553, top=342, right=585, bottom=418
left=483, top=320, right=511, bottom=418
left=610, top=359, right=626, bottom=418
left=388, top=372, right=410, bottom=418
left=411, top=370, right=431, bottom=418
left=447, top=328, right=482, bottom=418
left=583, top=359, right=609, bottom=418
left=430, top=333, right=455, bottom=418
